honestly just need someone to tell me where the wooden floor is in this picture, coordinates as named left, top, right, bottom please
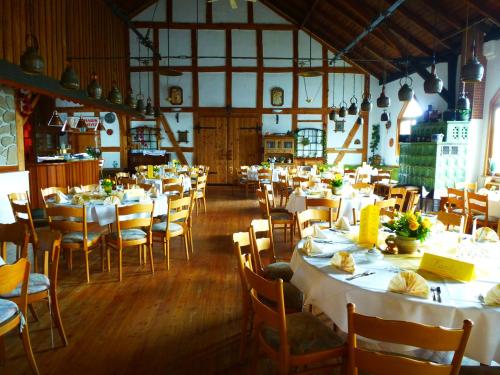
left=3, top=186, right=292, bottom=375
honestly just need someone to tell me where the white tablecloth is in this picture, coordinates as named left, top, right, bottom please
left=290, top=230, right=500, bottom=364
left=286, top=192, right=380, bottom=222
left=144, top=175, right=192, bottom=194
left=247, top=168, right=283, bottom=183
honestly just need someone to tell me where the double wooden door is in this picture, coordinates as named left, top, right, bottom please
left=195, top=116, right=261, bottom=184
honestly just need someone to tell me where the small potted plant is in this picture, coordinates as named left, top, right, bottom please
left=383, top=212, right=432, bottom=254
left=172, top=159, right=181, bottom=169
left=101, top=178, right=113, bottom=195
left=301, top=137, right=310, bottom=147
left=329, top=173, right=343, bottom=195
left=260, top=161, right=270, bottom=169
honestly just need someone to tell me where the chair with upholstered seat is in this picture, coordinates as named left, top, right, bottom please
left=445, top=188, right=466, bottom=216
left=194, top=174, right=207, bottom=215
left=467, top=192, right=498, bottom=231
left=105, top=203, right=154, bottom=281
left=256, top=189, right=294, bottom=247
left=245, top=264, right=346, bottom=374
left=347, top=303, right=472, bottom=375
left=0, top=258, right=39, bottom=374
left=152, top=194, right=191, bottom=270
left=436, top=211, right=466, bottom=233
left=2, top=229, right=68, bottom=347
left=40, top=187, right=69, bottom=206
left=46, top=205, right=104, bottom=283
left=306, top=198, right=342, bottom=227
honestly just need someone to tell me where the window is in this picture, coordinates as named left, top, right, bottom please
left=491, top=107, right=500, bottom=172
left=396, top=97, right=423, bottom=155
left=485, top=89, right=500, bottom=175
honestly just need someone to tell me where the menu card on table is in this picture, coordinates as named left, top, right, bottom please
left=419, top=253, right=476, bottom=282
left=358, top=205, right=380, bottom=246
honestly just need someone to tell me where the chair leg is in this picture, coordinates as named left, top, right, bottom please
left=106, top=248, right=111, bottom=272
left=0, top=336, right=5, bottom=366
left=118, top=249, right=123, bottom=282
left=50, top=288, right=68, bottom=346
left=148, top=243, right=154, bottom=274
left=100, top=239, right=106, bottom=272
left=138, top=245, right=143, bottom=265
left=84, top=251, right=90, bottom=283
left=32, top=244, right=39, bottom=274
left=183, top=235, right=190, bottom=261
left=239, top=305, right=250, bottom=361
left=189, top=228, right=194, bottom=254
left=165, top=239, right=170, bottom=271
left=203, top=197, right=207, bottom=213
left=20, top=324, right=40, bottom=375
left=28, top=304, right=39, bottom=322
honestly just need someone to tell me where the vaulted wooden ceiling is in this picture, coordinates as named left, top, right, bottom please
left=114, top=0, right=500, bottom=79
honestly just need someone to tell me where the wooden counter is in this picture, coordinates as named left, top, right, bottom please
left=27, top=159, right=100, bottom=208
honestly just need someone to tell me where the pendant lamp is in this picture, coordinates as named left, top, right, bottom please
left=48, top=110, right=64, bottom=127
left=60, top=62, right=80, bottom=90
left=377, top=85, right=390, bottom=108
left=95, top=119, right=106, bottom=132
left=461, top=40, right=484, bottom=83
left=424, top=62, right=443, bottom=94
left=380, top=110, right=389, bottom=122
left=456, top=82, right=470, bottom=111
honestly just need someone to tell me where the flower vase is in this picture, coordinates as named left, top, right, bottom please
left=332, top=186, right=343, bottom=195
left=395, top=235, right=419, bottom=254
left=104, top=185, right=112, bottom=195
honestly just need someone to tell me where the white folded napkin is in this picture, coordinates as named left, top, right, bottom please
left=149, top=185, right=159, bottom=198
left=475, top=227, right=499, bottom=243
left=55, top=191, right=69, bottom=204
left=388, top=271, right=429, bottom=298
left=335, top=216, right=351, bottom=232
left=104, top=196, right=121, bottom=205
left=330, top=251, right=356, bottom=273
left=124, top=188, right=145, bottom=201
left=484, top=284, right=500, bottom=306
left=71, top=195, right=85, bottom=205
left=302, top=237, right=325, bottom=256
left=313, top=224, right=328, bottom=239
left=70, top=186, right=82, bottom=194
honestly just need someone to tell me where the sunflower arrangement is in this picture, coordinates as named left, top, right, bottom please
left=329, top=173, right=344, bottom=188
left=101, top=178, right=113, bottom=195
left=383, top=211, right=432, bottom=242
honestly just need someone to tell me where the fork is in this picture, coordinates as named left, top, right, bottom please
left=346, top=271, right=375, bottom=281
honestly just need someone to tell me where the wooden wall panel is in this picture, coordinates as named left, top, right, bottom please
left=0, top=0, right=128, bottom=95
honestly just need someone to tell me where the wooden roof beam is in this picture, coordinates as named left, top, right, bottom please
left=419, top=0, right=462, bottom=30
left=466, top=0, right=500, bottom=27
left=300, top=0, right=321, bottom=27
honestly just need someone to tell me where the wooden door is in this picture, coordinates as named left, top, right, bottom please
left=196, top=116, right=260, bottom=184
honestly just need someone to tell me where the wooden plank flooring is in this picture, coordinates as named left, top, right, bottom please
left=3, top=186, right=289, bottom=375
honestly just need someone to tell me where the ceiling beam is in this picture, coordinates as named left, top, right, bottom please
left=127, top=0, right=159, bottom=18
left=419, top=0, right=462, bottom=30
left=300, top=0, right=321, bottom=27
left=466, top=0, right=500, bottom=27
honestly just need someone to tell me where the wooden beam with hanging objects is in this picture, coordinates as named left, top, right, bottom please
left=333, top=118, right=361, bottom=165
left=158, top=114, right=188, bottom=164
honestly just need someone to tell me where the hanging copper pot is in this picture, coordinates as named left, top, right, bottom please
left=136, top=94, right=146, bottom=114
left=328, top=108, right=336, bottom=121
left=360, top=92, right=372, bottom=112
left=87, top=72, right=102, bottom=99
left=461, top=41, right=484, bottom=83
left=376, top=85, right=390, bottom=108
left=338, top=101, right=347, bottom=118
left=125, top=88, right=137, bottom=109
left=145, top=97, right=155, bottom=116
left=108, top=82, right=123, bottom=104
left=356, top=115, right=363, bottom=125
left=456, top=84, right=470, bottom=111
left=381, top=110, right=389, bottom=122
left=398, top=76, right=414, bottom=102
left=348, top=96, right=358, bottom=115
left=20, top=34, right=45, bottom=74
left=424, top=63, right=443, bottom=94
left=60, top=63, right=80, bottom=90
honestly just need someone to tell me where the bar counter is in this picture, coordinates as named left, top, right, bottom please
left=27, top=159, right=100, bottom=208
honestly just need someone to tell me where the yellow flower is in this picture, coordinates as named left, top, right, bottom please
left=422, top=218, right=431, bottom=230
left=334, top=173, right=343, bottom=180
left=409, top=219, right=419, bottom=231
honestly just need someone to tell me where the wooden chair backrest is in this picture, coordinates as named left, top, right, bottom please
left=356, top=173, right=370, bottom=183
left=135, top=165, right=148, bottom=173
left=81, top=184, right=99, bottom=192
left=163, top=177, right=182, bottom=185
left=136, top=183, right=153, bottom=191
left=436, top=211, right=465, bottom=233
left=296, top=209, right=329, bottom=238
left=467, top=192, right=488, bottom=217
left=167, top=195, right=191, bottom=225
left=256, top=189, right=270, bottom=218
left=249, top=218, right=276, bottom=274
left=115, top=172, right=130, bottom=179
left=115, top=203, right=154, bottom=232
left=233, top=239, right=253, bottom=312
left=232, top=231, right=251, bottom=249
left=347, top=303, right=472, bottom=375
left=9, top=192, right=37, bottom=244
left=389, top=187, right=407, bottom=211
left=196, top=174, right=207, bottom=190
left=117, top=177, right=137, bottom=188
left=0, top=258, right=30, bottom=315
left=376, top=198, right=396, bottom=210
left=46, top=206, right=88, bottom=243
left=258, top=169, right=272, bottom=182
left=41, top=187, right=68, bottom=205
left=454, top=182, right=477, bottom=193
left=352, top=182, right=374, bottom=194
left=292, top=176, right=308, bottom=188
left=406, top=191, right=420, bottom=212
left=0, top=223, right=30, bottom=261
left=306, top=198, right=342, bottom=223
left=163, top=184, right=183, bottom=196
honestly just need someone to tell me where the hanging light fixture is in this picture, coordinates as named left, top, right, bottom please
left=60, top=60, right=80, bottom=90
left=461, top=3, right=484, bottom=84
left=48, top=110, right=64, bottom=126
left=360, top=92, right=372, bottom=113
left=398, top=60, right=414, bottom=102
left=87, top=72, right=102, bottom=99
left=95, top=118, right=106, bottom=132
left=424, top=56, right=443, bottom=94
left=338, top=62, right=347, bottom=118
left=348, top=74, right=358, bottom=115
left=380, top=110, right=389, bottom=122
left=298, top=33, right=323, bottom=78
left=145, top=47, right=155, bottom=117
left=108, top=81, right=123, bottom=104
left=356, top=115, right=363, bottom=125
left=20, top=0, right=45, bottom=74
left=334, top=119, right=345, bottom=133
left=329, top=67, right=336, bottom=121
left=125, top=87, right=137, bottom=109
left=456, top=82, right=470, bottom=110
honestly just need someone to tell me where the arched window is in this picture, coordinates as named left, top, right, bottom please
left=485, top=89, right=500, bottom=175
left=396, top=97, right=423, bottom=155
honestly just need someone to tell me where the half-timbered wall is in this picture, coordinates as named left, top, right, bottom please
left=129, top=0, right=369, bottom=167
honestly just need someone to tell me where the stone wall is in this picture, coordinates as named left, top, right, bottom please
left=0, top=86, right=17, bottom=166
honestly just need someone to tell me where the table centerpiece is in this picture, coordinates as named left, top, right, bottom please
left=101, top=178, right=113, bottom=195
left=329, top=173, right=343, bottom=195
left=383, top=211, right=432, bottom=254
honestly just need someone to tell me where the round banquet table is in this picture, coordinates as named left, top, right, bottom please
left=290, top=229, right=500, bottom=364
left=286, top=191, right=380, bottom=222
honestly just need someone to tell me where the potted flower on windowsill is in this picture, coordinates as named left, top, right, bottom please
left=329, top=173, right=343, bottom=195
left=383, top=212, right=432, bottom=254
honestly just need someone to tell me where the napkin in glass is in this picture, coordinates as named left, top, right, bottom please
left=330, top=251, right=356, bottom=273
left=475, top=227, right=499, bottom=243
left=484, top=284, right=500, bottom=306
left=388, top=271, right=429, bottom=298
left=55, top=191, right=69, bottom=204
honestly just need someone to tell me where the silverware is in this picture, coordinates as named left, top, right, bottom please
left=436, top=286, right=442, bottom=303
left=430, top=287, right=437, bottom=301
left=346, top=271, right=375, bottom=281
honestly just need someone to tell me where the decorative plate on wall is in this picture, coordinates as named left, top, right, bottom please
left=106, top=129, right=113, bottom=136
left=104, top=112, right=116, bottom=124
left=389, top=137, right=394, bottom=147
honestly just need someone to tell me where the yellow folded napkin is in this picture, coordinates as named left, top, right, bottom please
left=388, top=271, right=429, bottom=298
left=71, top=195, right=85, bottom=205
left=484, top=284, right=500, bottom=306
left=69, top=186, right=82, bottom=194
left=313, top=224, right=328, bottom=239
left=104, top=196, right=121, bottom=205
left=330, top=251, right=356, bottom=274
left=55, top=191, right=69, bottom=204
left=335, top=216, right=351, bottom=232
left=475, top=227, right=499, bottom=243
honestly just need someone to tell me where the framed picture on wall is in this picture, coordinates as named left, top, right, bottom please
left=168, top=86, right=183, bottom=105
left=270, top=87, right=284, bottom=107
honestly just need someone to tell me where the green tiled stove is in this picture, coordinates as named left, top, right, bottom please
left=398, top=121, right=469, bottom=198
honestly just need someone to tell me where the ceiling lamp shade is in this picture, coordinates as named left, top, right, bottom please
left=125, top=88, right=137, bottom=109
left=338, top=102, right=347, bottom=118
left=348, top=97, right=358, bottom=116
left=159, top=68, right=183, bottom=77
left=108, top=82, right=123, bottom=104
left=376, top=85, right=390, bottom=108
left=60, top=63, right=80, bottom=90
left=20, top=35, right=45, bottom=74
left=48, top=110, right=64, bottom=126
left=381, top=110, right=389, bottom=122
left=328, top=108, right=336, bottom=121
left=76, top=116, right=86, bottom=129
left=297, top=70, right=323, bottom=78
left=360, top=93, right=372, bottom=112
left=456, top=83, right=470, bottom=111
left=461, top=41, right=484, bottom=83
left=95, top=119, right=106, bottom=132
left=424, top=63, right=443, bottom=94
left=356, top=115, right=363, bottom=125
left=87, top=72, right=102, bottom=99
left=398, top=77, right=414, bottom=102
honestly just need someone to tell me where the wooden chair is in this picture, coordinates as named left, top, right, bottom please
left=277, top=175, right=292, bottom=207
left=163, top=184, right=183, bottom=196
left=194, top=174, right=207, bottom=215
left=437, top=211, right=466, bottom=233
left=115, top=172, right=130, bottom=182
left=162, top=177, right=182, bottom=186
left=306, top=198, right=342, bottom=226
left=135, top=165, right=148, bottom=174
left=256, top=189, right=294, bottom=247
left=8, top=192, right=40, bottom=272
left=356, top=173, right=370, bottom=183
left=0, top=258, right=39, bottom=375
left=467, top=192, right=498, bottom=230
left=445, top=188, right=466, bottom=216
left=376, top=198, right=397, bottom=219
left=258, top=168, right=273, bottom=186
left=117, top=177, right=137, bottom=189
left=388, top=187, right=407, bottom=212
left=186, top=191, right=197, bottom=254
left=40, top=187, right=68, bottom=206
left=245, top=265, right=346, bottom=374
left=151, top=194, right=191, bottom=270
left=455, top=181, right=477, bottom=193
left=352, top=182, right=374, bottom=195
left=105, top=203, right=154, bottom=281
left=46, top=205, right=104, bottom=283
left=347, top=303, right=472, bottom=375
left=2, top=230, right=68, bottom=347
left=136, top=182, right=153, bottom=191
left=296, top=209, right=331, bottom=238
left=292, top=176, right=308, bottom=189
left=406, top=190, right=421, bottom=213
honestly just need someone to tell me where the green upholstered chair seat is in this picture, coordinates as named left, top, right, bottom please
left=152, top=222, right=183, bottom=233
left=262, top=312, right=344, bottom=356
left=270, top=211, right=293, bottom=221
left=0, top=273, right=50, bottom=298
left=62, top=231, right=101, bottom=244
left=260, top=282, right=303, bottom=312
left=263, top=262, right=293, bottom=282
left=109, top=229, right=147, bottom=241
